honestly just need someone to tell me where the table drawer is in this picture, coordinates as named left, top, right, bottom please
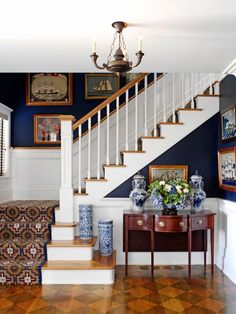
left=155, top=216, right=188, bottom=232
left=127, top=215, right=153, bottom=231
left=191, top=216, right=208, bottom=230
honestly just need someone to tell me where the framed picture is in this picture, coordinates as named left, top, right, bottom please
left=221, top=106, right=236, bottom=141
left=149, top=165, right=188, bottom=183
left=34, top=114, right=61, bottom=144
left=26, top=73, right=73, bottom=106
left=85, top=74, right=119, bottom=99
left=218, top=147, right=236, bottom=192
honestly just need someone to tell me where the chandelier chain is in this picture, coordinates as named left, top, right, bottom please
left=107, top=32, right=118, bottom=64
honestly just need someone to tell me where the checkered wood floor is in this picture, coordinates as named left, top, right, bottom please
left=0, top=265, right=235, bottom=313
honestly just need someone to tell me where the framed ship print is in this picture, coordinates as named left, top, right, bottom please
left=26, top=73, right=73, bottom=106
left=221, top=106, right=236, bottom=141
left=34, top=114, right=61, bottom=144
left=85, top=73, right=120, bottom=99
left=149, top=165, right=188, bottom=183
left=218, top=147, right=236, bottom=192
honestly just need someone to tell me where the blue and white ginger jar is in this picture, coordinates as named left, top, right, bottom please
left=129, top=172, right=148, bottom=211
left=190, top=170, right=206, bottom=211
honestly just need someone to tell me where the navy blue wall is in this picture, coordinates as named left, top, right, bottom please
left=107, top=114, right=219, bottom=198
left=218, top=75, right=236, bottom=201
left=0, top=73, right=127, bottom=147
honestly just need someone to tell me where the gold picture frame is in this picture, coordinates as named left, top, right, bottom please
left=149, top=165, right=188, bottom=183
left=26, top=73, right=73, bottom=106
left=85, top=73, right=120, bottom=99
left=218, top=147, right=236, bottom=192
left=34, top=114, right=61, bottom=144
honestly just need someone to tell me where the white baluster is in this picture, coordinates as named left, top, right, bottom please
left=125, top=90, right=129, bottom=150
left=181, top=72, right=184, bottom=108
left=135, top=82, right=138, bottom=150
left=163, top=74, right=167, bottom=122
left=106, top=103, right=110, bottom=165
left=172, top=73, right=176, bottom=122
left=78, top=124, right=82, bottom=193
left=116, top=97, right=119, bottom=165
left=191, top=72, right=194, bottom=109
left=87, top=117, right=91, bottom=179
left=144, top=76, right=148, bottom=136
left=153, top=73, right=157, bottom=136
left=97, top=110, right=101, bottom=179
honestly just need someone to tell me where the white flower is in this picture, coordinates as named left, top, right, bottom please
left=164, top=184, right=172, bottom=192
left=159, top=181, right=165, bottom=186
left=183, top=188, right=189, bottom=193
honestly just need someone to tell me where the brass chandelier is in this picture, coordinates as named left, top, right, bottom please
left=90, top=21, right=144, bottom=76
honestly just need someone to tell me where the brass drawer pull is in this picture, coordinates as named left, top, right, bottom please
left=197, top=219, right=203, bottom=225
left=158, top=221, right=166, bottom=227
left=179, top=221, right=185, bottom=227
left=137, top=219, right=144, bottom=226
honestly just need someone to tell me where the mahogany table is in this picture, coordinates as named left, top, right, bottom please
left=123, top=210, right=215, bottom=277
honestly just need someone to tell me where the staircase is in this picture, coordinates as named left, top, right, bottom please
left=0, top=200, right=58, bottom=285
left=42, top=72, right=220, bottom=284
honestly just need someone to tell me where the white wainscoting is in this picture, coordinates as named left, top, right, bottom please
left=0, top=176, right=12, bottom=202
left=75, top=197, right=219, bottom=266
left=12, top=148, right=61, bottom=200
left=216, top=199, right=236, bottom=284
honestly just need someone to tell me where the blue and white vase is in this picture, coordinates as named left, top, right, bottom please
left=98, top=219, right=113, bottom=256
left=190, top=170, right=206, bottom=211
left=79, top=204, right=93, bottom=239
left=129, top=172, right=148, bottom=211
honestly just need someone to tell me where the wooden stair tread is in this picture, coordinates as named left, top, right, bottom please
left=159, top=122, right=184, bottom=125
left=121, top=150, right=145, bottom=154
left=42, top=250, right=116, bottom=270
left=47, top=236, right=97, bottom=247
left=103, top=164, right=126, bottom=168
left=176, top=108, right=203, bottom=112
left=139, top=136, right=164, bottom=140
left=84, top=178, right=107, bottom=182
left=195, top=94, right=219, bottom=98
left=74, top=192, right=89, bottom=196
left=52, top=222, right=78, bottom=227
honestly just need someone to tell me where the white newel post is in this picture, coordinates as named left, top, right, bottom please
left=59, top=115, right=74, bottom=222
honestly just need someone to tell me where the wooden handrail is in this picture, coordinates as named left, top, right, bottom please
left=72, top=73, right=148, bottom=130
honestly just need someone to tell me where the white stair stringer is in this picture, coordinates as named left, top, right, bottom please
left=78, top=95, right=219, bottom=202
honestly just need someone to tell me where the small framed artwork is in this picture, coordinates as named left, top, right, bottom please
left=34, top=114, right=61, bottom=144
left=218, top=147, right=236, bottom=192
left=26, top=73, right=73, bottom=106
left=85, top=73, right=119, bottom=99
left=149, top=165, right=188, bottom=183
left=221, top=106, right=236, bottom=141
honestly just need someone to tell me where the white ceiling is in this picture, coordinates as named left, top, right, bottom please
left=1, top=0, right=236, bottom=73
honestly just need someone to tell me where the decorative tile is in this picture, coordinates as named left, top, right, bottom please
left=161, top=298, right=192, bottom=312
left=159, top=286, right=185, bottom=298
left=128, top=286, right=153, bottom=298
left=127, top=298, right=156, bottom=312
left=89, top=299, right=121, bottom=313
left=196, top=298, right=226, bottom=312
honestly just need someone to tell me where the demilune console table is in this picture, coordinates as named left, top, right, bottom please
left=123, top=210, right=215, bottom=277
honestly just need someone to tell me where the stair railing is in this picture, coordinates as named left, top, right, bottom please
left=60, top=72, right=220, bottom=202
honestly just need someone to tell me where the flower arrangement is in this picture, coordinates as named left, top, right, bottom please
left=148, top=178, right=193, bottom=210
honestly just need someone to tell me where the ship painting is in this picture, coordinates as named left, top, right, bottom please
left=222, top=107, right=236, bottom=140
left=92, top=80, right=113, bottom=92
left=86, top=74, right=119, bottom=99
left=30, top=74, right=68, bottom=102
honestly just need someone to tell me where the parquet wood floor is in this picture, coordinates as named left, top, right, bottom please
left=0, top=265, right=235, bottom=313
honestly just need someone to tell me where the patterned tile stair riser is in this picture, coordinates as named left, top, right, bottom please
left=0, top=201, right=58, bottom=286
